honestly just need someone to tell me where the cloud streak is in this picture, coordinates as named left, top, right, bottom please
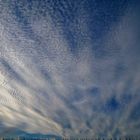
left=0, top=0, right=140, bottom=138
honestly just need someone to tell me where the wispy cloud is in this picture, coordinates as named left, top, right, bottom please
left=0, top=0, right=140, bottom=138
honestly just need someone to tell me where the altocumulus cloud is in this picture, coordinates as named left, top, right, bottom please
left=0, top=0, right=140, bottom=138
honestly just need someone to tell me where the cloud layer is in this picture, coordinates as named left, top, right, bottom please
left=0, top=0, right=140, bottom=138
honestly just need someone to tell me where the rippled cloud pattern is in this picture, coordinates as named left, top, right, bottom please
left=0, top=0, right=140, bottom=138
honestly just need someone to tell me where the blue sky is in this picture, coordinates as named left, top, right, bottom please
left=0, top=0, right=140, bottom=138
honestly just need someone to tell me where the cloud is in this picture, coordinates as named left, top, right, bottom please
left=0, top=0, right=140, bottom=138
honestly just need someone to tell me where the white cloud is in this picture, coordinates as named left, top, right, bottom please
left=0, top=1, right=140, bottom=137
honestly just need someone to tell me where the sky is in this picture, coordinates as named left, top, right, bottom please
left=0, top=0, right=140, bottom=138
